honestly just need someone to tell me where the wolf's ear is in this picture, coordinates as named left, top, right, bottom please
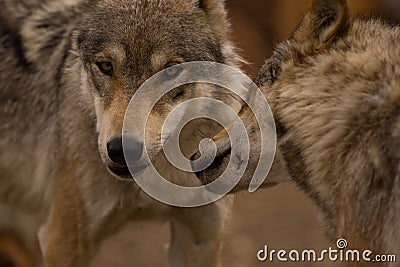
left=293, top=0, right=349, bottom=50
left=197, top=0, right=228, bottom=38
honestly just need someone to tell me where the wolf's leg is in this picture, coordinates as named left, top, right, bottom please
left=0, top=205, right=42, bottom=267
left=168, top=196, right=234, bottom=267
left=42, top=167, right=95, bottom=267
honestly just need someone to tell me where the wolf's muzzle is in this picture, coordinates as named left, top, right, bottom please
left=107, top=136, right=145, bottom=179
left=192, top=144, right=231, bottom=186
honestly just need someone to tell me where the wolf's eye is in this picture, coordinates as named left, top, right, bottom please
left=96, top=62, right=113, bottom=76
left=164, top=65, right=183, bottom=80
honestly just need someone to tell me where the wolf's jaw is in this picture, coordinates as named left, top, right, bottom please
left=107, top=164, right=148, bottom=180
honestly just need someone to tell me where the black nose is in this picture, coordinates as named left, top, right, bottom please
left=107, top=136, right=143, bottom=165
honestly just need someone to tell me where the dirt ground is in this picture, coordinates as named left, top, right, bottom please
left=91, top=183, right=340, bottom=267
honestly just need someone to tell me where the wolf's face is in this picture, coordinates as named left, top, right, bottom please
left=74, top=0, right=242, bottom=179
left=196, top=0, right=400, bottom=192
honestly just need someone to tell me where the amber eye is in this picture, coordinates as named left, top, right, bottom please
left=96, top=62, right=113, bottom=76
left=164, top=65, right=182, bottom=80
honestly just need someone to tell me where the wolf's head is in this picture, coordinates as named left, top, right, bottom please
left=196, top=0, right=400, bottom=192
left=73, top=0, right=243, bottom=179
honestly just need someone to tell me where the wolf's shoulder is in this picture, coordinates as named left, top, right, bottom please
left=0, top=0, right=84, bottom=66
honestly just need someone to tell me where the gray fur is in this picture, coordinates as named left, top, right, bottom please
left=0, top=0, right=240, bottom=266
left=197, top=0, right=400, bottom=262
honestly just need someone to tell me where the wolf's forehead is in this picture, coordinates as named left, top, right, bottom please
left=86, top=0, right=202, bottom=39
left=79, top=0, right=214, bottom=57
left=94, top=0, right=197, bottom=16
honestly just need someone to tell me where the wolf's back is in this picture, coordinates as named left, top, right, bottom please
left=0, top=0, right=42, bottom=29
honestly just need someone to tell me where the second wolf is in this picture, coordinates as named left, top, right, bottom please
left=197, top=0, right=400, bottom=264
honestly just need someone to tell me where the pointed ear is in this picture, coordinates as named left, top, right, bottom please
left=293, top=0, right=349, bottom=50
left=197, top=0, right=228, bottom=38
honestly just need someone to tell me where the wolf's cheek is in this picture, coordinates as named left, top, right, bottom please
left=93, top=96, right=110, bottom=165
left=94, top=95, right=104, bottom=133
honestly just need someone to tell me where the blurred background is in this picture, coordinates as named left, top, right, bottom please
left=1, top=1, right=399, bottom=266
left=229, top=0, right=398, bottom=77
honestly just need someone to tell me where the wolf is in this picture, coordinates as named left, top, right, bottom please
left=0, top=0, right=244, bottom=266
left=196, top=0, right=400, bottom=264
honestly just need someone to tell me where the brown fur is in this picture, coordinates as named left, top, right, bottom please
left=197, top=0, right=400, bottom=264
left=0, top=0, right=242, bottom=266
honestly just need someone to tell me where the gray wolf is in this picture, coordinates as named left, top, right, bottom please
left=196, top=0, right=400, bottom=264
left=0, top=0, right=243, bottom=266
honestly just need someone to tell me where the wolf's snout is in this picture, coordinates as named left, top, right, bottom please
left=193, top=139, right=232, bottom=185
left=107, top=136, right=125, bottom=164
left=106, top=136, right=146, bottom=179
left=107, top=136, right=143, bottom=164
